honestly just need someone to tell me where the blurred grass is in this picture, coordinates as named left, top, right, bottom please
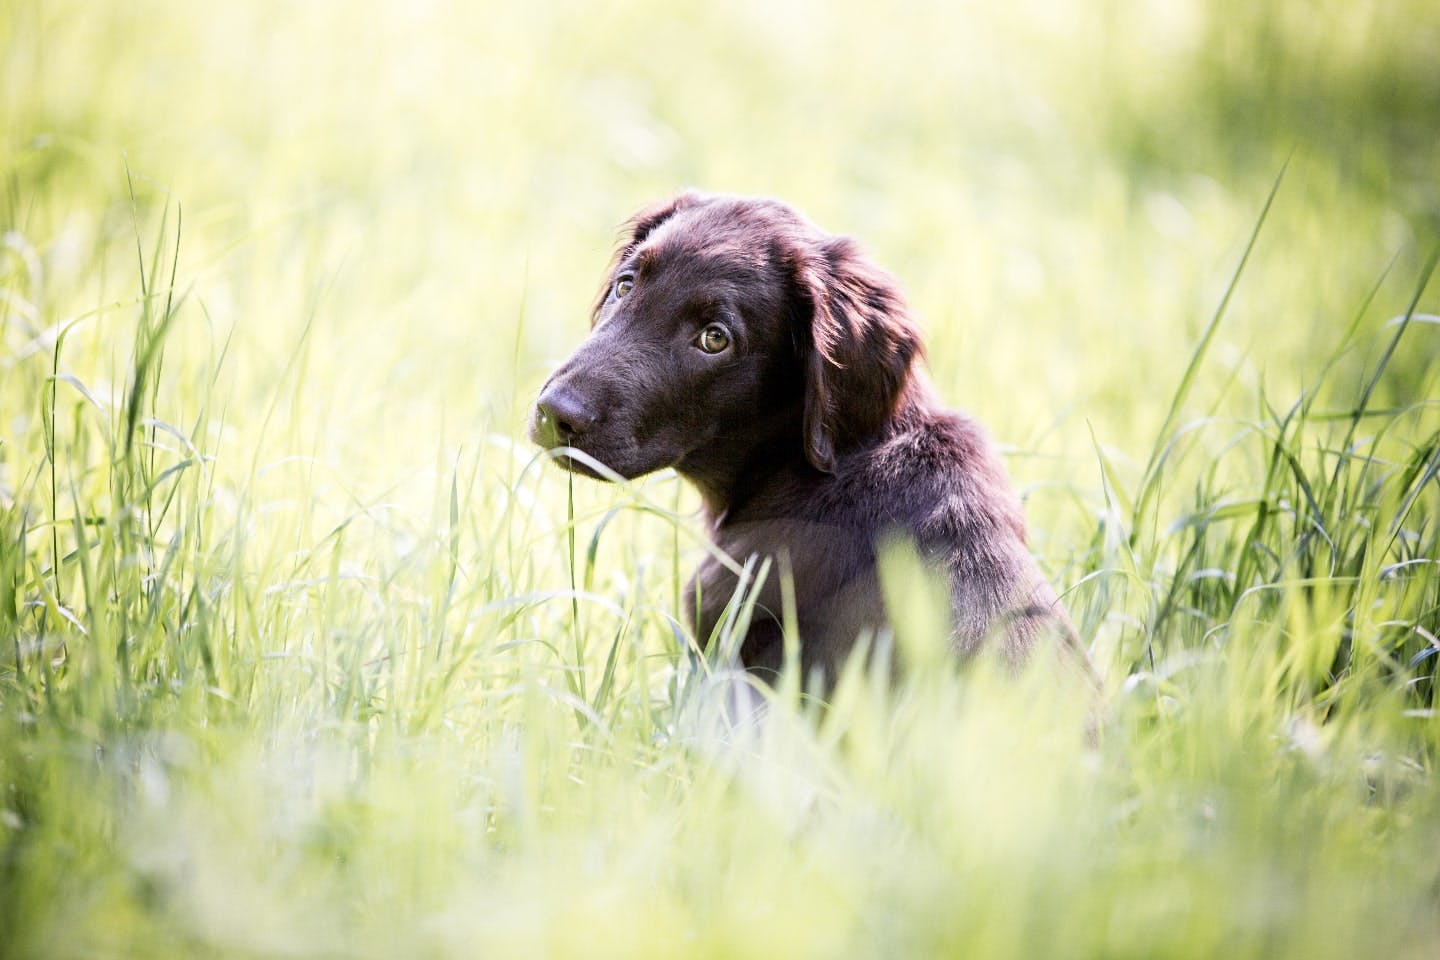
left=2, top=0, right=1439, bottom=957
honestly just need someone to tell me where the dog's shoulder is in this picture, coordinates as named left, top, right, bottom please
left=836, top=400, right=1027, bottom=540
left=725, top=398, right=1026, bottom=537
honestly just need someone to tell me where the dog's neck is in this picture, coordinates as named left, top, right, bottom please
left=679, top=378, right=934, bottom=527
left=677, top=401, right=812, bottom=527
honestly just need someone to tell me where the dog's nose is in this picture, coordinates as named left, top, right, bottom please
left=534, top=383, right=597, bottom=446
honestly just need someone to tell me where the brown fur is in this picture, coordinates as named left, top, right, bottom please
left=531, top=191, right=1079, bottom=682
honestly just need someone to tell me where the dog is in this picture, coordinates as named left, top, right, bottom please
left=531, top=191, right=1079, bottom=683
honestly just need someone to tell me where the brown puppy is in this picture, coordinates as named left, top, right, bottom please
left=531, top=191, right=1077, bottom=682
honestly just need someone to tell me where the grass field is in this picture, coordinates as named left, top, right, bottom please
left=3, top=1, right=1439, bottom=957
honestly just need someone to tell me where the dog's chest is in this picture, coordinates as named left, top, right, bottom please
left=684, top=516, right=885, bottom=673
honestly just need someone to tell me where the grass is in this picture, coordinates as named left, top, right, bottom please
left=2, top=0, right=1439, bottom=957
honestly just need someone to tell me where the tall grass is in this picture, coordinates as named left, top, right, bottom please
left=3, top=0, right=1440, bottom=957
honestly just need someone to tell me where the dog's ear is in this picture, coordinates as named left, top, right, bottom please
left=791, top=235, right=922, bottom=473
left=590, top=191, right=710, bottom=323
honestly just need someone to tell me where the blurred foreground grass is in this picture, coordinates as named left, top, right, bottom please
left=2, top=1, right=1439, bottom=957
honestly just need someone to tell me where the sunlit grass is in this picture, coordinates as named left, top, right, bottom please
left=2, top=0, right=1439, bottom=957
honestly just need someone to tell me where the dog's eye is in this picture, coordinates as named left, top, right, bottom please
left=614, top=275, right=635, bottom=299
left=695, top=324, right=731, bottom=355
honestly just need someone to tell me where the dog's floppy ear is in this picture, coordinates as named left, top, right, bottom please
left=791, top=235, right=922, bottom=473
left=590, top=191, right=710, bottom=323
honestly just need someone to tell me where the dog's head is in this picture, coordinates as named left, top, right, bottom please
left=530, top=191, right=922, bottom=492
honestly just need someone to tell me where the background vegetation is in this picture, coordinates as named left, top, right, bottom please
left=2, top=1, right=1438, bottom=956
